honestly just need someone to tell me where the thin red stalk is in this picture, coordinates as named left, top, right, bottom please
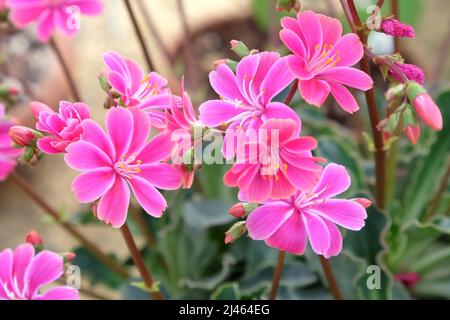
left=120, top=223, right=164, bottom=300
left=10, top=171, right=129, bottom=278
left=377, top=0, right=385, bottom=8
left=284, top=80, right=299, bottom=105
left=320, top=257, right=343, bottom=300
left=123, top=0, right=154, bottom=71
left=269, top=251, right=285, bottom=300
left=344, top=0, right=387, bottom=209
left=50, top=38, right=81, bottom=101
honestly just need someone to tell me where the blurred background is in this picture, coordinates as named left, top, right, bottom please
left=1, top=0, right=449, bottom=299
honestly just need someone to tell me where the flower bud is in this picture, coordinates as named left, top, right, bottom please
left=405, top=124, right=420, bottom=145
left=224, top=221, right=247, bottom=244
left=213, top=59, right=227, bottom=68
left=9, top=126, right=41, bottom=147
left=380, top=18, right=415, bottom=38
left=62, top=252, right=76, bottom=264
left=406, top=82, right=442, bottom=131
left=25, top=230, right=43, bottom=246
left=228, top=202, right=258, bottom=218
left=391, top=63, right=424, bottom=85
left=352, top=198, right=372, bottom=209
left=30, top=101, right=52, bottom=119
left=394, top=272, right=421, bottom=288
left=230, top=40, right=250, bottom=57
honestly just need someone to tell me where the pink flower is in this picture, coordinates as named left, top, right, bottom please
left=34, top=101, right=90, bottom=154
left=102, top=51, right=172, bottom=130
left=0, top=104, right=22, bottom=181
left=246, top=164, right=368, bottom=257
left=412, top=93, right=443, bottom=131
left=199, top=51, right=300, bottom=157
left=0, top=243, right=79, bottom=300
left=8, top=0, right=103, bottom=42
left=381, top=18, right=415, bottom=38
left=390, top=63, right=424, bottom=85
left=65, top=106, right=181, bottom=228
left=224, top=118, right=322, bottom=203
left=280, top=10, right=373, bottom=113
left=0, top=0, right=7, bottom=11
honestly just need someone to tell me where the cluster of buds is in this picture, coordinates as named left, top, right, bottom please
left=379, top=17, right=415, bottom=39
left=214, top=40, right=259, bottom=72
left=8, top=125, right=43, bottom=165
left=0, top=85, right=19, bottom=106
left=25, top=230, right=76, bottom=263
left=223, top=202, right=259, bottom=244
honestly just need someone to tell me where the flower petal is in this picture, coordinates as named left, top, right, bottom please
left=65, top=141, right=112, bottom=171
left=139, top=163, right=181, bottom=190
left=266, top=213, right=308, bottom=255
left=323, top=220, right=343, bottom=259
left=297, top=10, right=323, bottom=57
left=13, top=244, right=35, bottom=291
left=24, top=251, right=63, bottom=298
left=247, top=201, right=294, bottom=240
left=260, top=57, right=296, bottom=105
left=199, top=100, right=244, bottom=127
left=328, top=33, right=363, bottom=67
left=97, top=176, right=130, bottom=228
left=106, top=107, right=133, bottom=158
left=71, top=168, right=115, bottom=203
left=37, top=286, right=79, bottom=300
left=246, top=172, right=273, bottom=203
left=81, top=119, right=115, bottom=160
left=263, top=102, right=301, bottom=135
left=311, top=163, right=350, bottom=199
left=309, top=199, right=367, bottom=231
left=127, top=107, right=151, bottom=155
left=209, top=64, right=245, bottom=102
left=137, top=132, right=175, bottom=164
left=328, top=80, right=360, bottom=113
left=302, top=211, right=330, bottom=256
left=298, top=78, right=331, bottom=107
left=287, top=55, right=314, bottom=80
left=318, top=14, right=342, bottom=45
left=280, top=29, right=307, bottom=59
left=319, top=67, right=373, bottom=90
left=129, top=176, right=167, bottom=218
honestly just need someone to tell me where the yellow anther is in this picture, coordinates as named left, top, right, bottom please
left=250, top=75, right=255, bottom=81
left=141, top=75, right=149, bottom=83
left=283, top=163, right=288, bottom=173
left=315, top=44, right=321, bottom=50
left=137, top=160, right=142, bottom=164
left=147, top=84, right=153, bottom=90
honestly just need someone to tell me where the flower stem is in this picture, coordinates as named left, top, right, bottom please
left=319, top=256, right=343, bottom=300
left=341, top=0, right=387, bottom=209
left=49, top=38, right=81, bottom=101
left=120, top=222, right=164, bottom=300
left=269, top=251, right=285, bottom=300
left=10, top=171, right=129, bottom=278
left=284, top=80, right=299, bottom=105
left=123, top=0, right=154, bottom=71
left=424, top=157, right=450, bottom=222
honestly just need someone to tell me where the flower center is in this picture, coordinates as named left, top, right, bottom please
left=307, top=43, right=341, bottom=74
left=114, top=155, right=142, bottom=180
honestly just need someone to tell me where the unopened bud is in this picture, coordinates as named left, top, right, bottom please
left=9, top=126, right=41, bottom=147
left=405, top=124, right=420, bottom=145
left=230, top=40, right=250, bottom=57
left=406, top=82, right=442, bottom=131
left=353, top=198, right=372, bottom=208
left=380, top=18, right=415, bottom=38
left=213, top=59, right=227, bottom=68
left=25, top=230, right=43, bottom=246
left=224, top=221, right=247, bottom=244
left=62, top=252, right=76, bottom=263
left=228, top=203, right=258, bottom=218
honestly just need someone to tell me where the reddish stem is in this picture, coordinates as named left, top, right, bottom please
left=269, top=251, right=285, bottom=300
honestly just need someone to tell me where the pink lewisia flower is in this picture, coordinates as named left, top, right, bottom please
left=381, top=18, right=415, bottom=38
left=0, top=243, right=78, bottom=300
left=65, top=106, right=181, bottom=228
left=102, top=51, right=173, bottom=130
left=199, top=51, right=300, bottom=157
left=0, top=104, right=22, bottom=181
left=280, top=10, right=373, bottom=113
left=224, top=118, right=322, bottom=203
left=34, top=101, right=90, bottom=154
left=246, top=164, right=368, bottom=257
left=8, top=0, right=103, bottom=42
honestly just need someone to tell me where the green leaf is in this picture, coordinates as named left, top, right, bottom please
left=183, top=199, right=234, bottom=232
left=400, top=91, right=450, bottom=223
left=211, top=283, right=241, bottom=300
left=120, top=278, right=150, bottom=300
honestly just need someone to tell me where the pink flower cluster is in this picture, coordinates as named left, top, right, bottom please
left=0, top=243, right=78, bottom=300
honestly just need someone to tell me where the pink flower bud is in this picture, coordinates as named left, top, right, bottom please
left=353, top=198, right=372, bottom=209
left=224, top=221, right=246, bottom=244
left=381, top=18, right=415, bottom=38
left=394, top=272, right=421, bottom=288
left=228, top=203, right=246, bottom=218
left=413, top=93, right=443, bottom=131
left=8, top=86, right=19, bottom=96
left=25, top=230, right=43, bottom=246
left=391, top=63, right=424, bottom=85
left=63, top=252, right=77, bottom=263
left=213, top=59, right=227, bottom=68
left=405, top=124, right=420, bottom=145
left=30, top=101, right=52, bottom=119
left=8, top=126, right=40, bottom=147
left=224, top=233, right=234, bottom=244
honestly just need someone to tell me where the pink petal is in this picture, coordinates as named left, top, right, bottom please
left=0, top=158, right=17, bottom=181
left=260, top=118, right=298, bottom=145
left=270, top=173, right=296, bottom=200
left=297, top=11, right=323, bottom=58
left=285, top=164, right=320, bottom=192
left=72, top=0, right=104, bottom=15
left=246, top=172, right=273, bottom=203
left=38, top=286, right=79, bottom=300
left=71, top=168, right=116, bottom=203
left=287, top=55, right=314, bottom=80
left=328, top=80, right=360, bottom=113
left=247, top=201, right=294, bottom=239
left=106, top=107, right=133, bottom=158
left=236, top=54, right=260, bottom=102
left=260, top=57, right=296, bottom=104
left=81, top=119, right=115, bottom=160
left=97, top=176, right=130, bottom=228
left=309, top=199, right=367, bottom=230
left=24, top=251, right=63, bottom=298
left=209, top=64, right=245, bottom=102
left=252, top=51, right=280, bottom=90
left=328, top=33, right=363, bottom=67
left=298, top=78, right=331, bottom=107
left=318, top=14, right=342, bottom=45
left=127, top=107, right=151, bottom=155
left=65, top=141, right=112, bottom=170
left=266, top=213, right=308, bottom=255
left=323, top=220, right=342, bottom=258
left=129, top=176, right=167, bottom=218
left=0, top=248, right=13, bottom=285
left=106, top=71, right=127, bottom=95
left=199, top=100, right=244, bottom=127
left=280, top=29, right=307, bottom=59
left=13, top=244, right=35, bottom=291
left=137, top=132, right=175, bottom=164
left=319, top=67, right=373, bottom=90
left=36, top=9, right=55, bottom=42
left=302, top=211, right=330, bottom=256
left=263, top=102, right=301, bottom=135
left=311, top=163, right=351, bottom=199
left=139, top=163, right=181, bottom=190
left=9, top=2, right=44, bottom=28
